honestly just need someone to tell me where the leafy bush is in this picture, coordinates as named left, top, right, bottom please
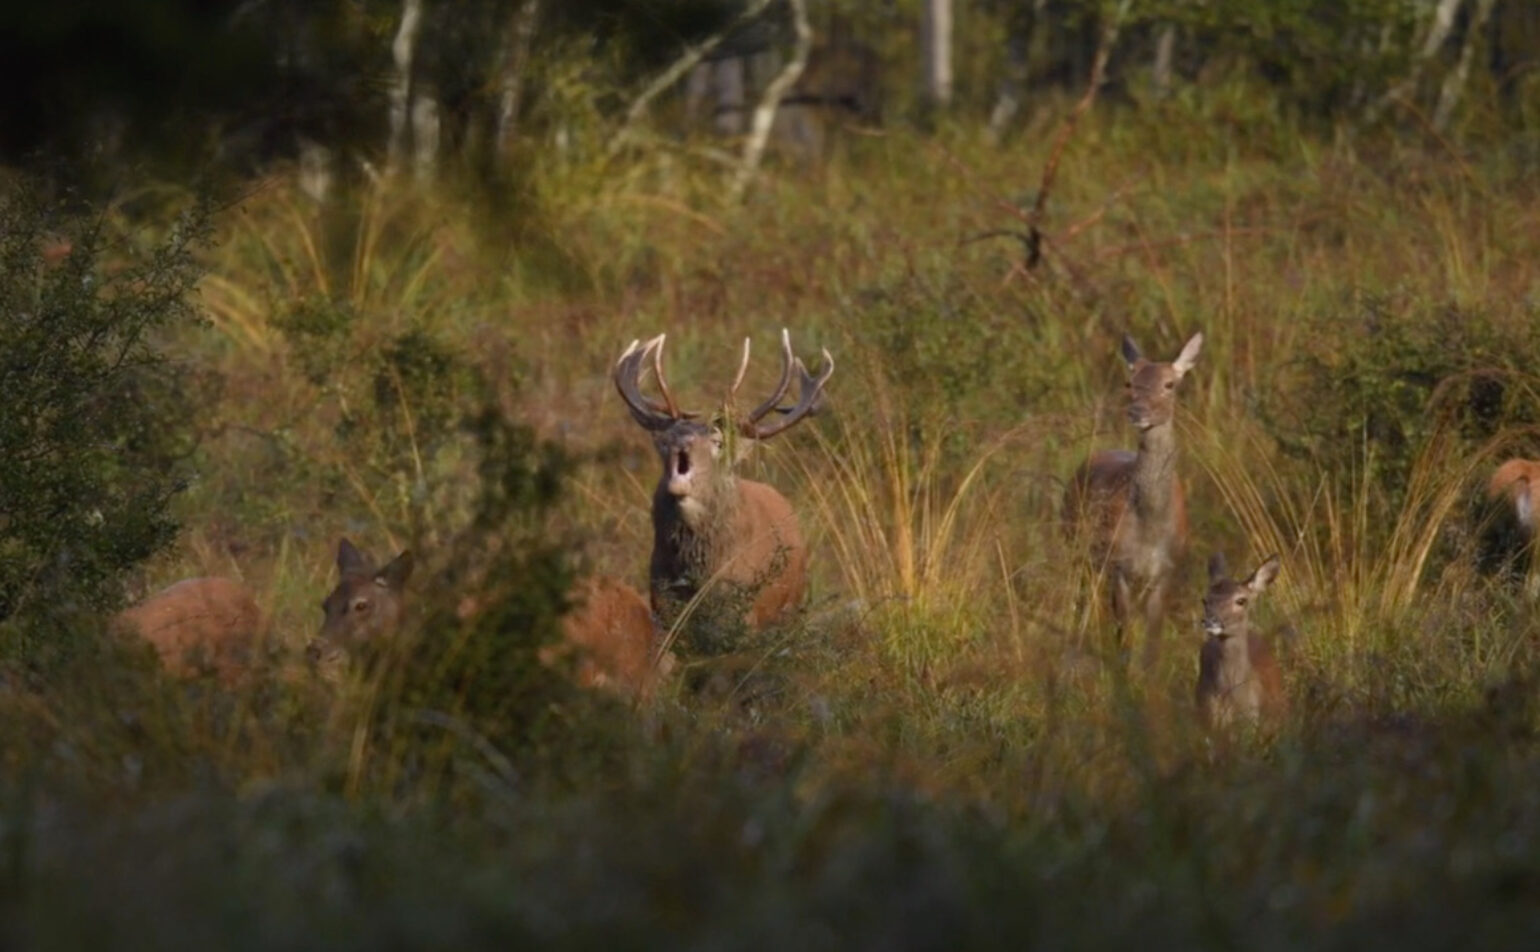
left=0, top=180, right=208, bottom=666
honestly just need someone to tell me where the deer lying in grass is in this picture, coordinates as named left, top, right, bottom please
left=114, top=577, right=264, bottom=684
left=1196, top=553, right=1286, bottom=728
left=310, top=538, right=668, bottom=698
left=1483, top=459, right=1540, bottom=590
left=613, top=329, right=834, bottom=639
left=1063, top=332, right=1202, bottom=669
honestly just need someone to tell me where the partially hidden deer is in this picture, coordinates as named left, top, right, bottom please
left=113, top=576, right=265, bottom=684
left=309, top=538, right=668, bottom=699
left=1063, top=331, right=1202, bottom=669
left=1195, top=552, right=1287, bottom=728
left=1483, top=459, right=1540, bottom=590
left=613, top=329, right=834, bottom=640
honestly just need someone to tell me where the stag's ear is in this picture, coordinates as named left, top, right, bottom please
left=1121, top=334, right=1143, bottom=370
left=375, top=550, right=414, bottom=592
left=1171, top=332, right=1204, bottom=378
left=1245, top=555, right=1281, bottom=594
left=1207, top=552, right=1228, bottom=584
left=337, top=538, right=371, bottom=576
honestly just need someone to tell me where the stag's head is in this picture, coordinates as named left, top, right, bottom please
left=614, top=330, right=833, bottom=527
left=1122, top=332, right=1203, bottom=431
left=1202, top=552, right=1280, bottom=639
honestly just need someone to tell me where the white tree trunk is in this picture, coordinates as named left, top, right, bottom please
left=388, top=0, right=425, bottom=175
left=921, top=0, right=953, bottom=108
left=495, top=0, right=541, bottom=161
left=729, top=0, right=813, bottom=201
left=411, top=93, right=441, bottom=181
left=712, top=57, right=748, bottom=135
left=1371, top=0, right=1467, bottom=122
left=1434, top=0, right=1498, bottom=131
left=1151, top=24, right=1176, bottom=96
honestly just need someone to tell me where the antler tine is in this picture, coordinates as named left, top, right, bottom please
left=650, top=334, right=686, bottom=419
left=740, top=344, right=834, bottom=441
left=613, top=334, right=677, bottom=430
left=728, top=337, right=752, bottom=404
left=744, top=328, right=797, bottom=425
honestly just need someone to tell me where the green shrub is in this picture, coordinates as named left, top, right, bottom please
left=0, top=180, right=209, bottom=668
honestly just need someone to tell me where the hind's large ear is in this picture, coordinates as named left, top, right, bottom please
left=376, top=550, right=414, bottom=591
left=1207, top=552, right=1228, bottom=584
left=1245, top=554, right=1281, bottom=594
left=337, top=538, right=371, bottom=575
left=1121, top=334, right=1143, bottom=370
left=1171, top=332, right=1204, bottom=378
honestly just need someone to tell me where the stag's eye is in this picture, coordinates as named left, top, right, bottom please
left=1235, top=597, right=1248, bottom=607
left=1164, top=381, right=1175, bottom=390
left=351, top=598, right=371, bottom=614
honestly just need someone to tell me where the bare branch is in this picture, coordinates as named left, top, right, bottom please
left=729, top=0, right=814, bottom=202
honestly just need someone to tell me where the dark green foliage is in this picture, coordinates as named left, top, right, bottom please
left=0, top=180, right=207, bottom=663
left=1262, top=292, right=1540, bottom=513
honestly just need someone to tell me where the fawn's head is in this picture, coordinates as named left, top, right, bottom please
left=614, top=329, right=833, bottom=527
left=316, top=538, right=414, bottom=650
left=1121, top=331, right=1203, bottom=431
left=1202, top=552, right=1280, bottom=638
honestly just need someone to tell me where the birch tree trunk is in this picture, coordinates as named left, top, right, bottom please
left=388, top=0, right=425, bottom=176
left=1371, top=0, right=1466, bottom=122
left=1433, top=0, right=1498, bottom=131
left=412, top=92, right=441, bottom=181
left=1151, top=24, right=1176, bottom=97
left=921, top=0, right=953, bottom=109
left=729, top=0, right=813, bottom=201
left=495, top=0, right=541, bottom=162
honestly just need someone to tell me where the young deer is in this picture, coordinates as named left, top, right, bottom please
left=1063, top=331, right=1203, bottom=668
left=310, top=539, right=668, bottom=698
left=114, top=577, right=265, bottom=684
left=1196, top=553, right=1286, bottom=728
left=613, top=329, right=833, bottom=638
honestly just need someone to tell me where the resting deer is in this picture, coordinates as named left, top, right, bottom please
left=1483, top=459, right=1540, bottom=590
left=114, top=577, right=264, bottom=684
left=613, top=329, right=833, bottom=640
left=1063, top=331, right=1202, bottom=668
left=310, top=538, right=668, bottom=698
left=1196, top=553, right=1286, bottom=728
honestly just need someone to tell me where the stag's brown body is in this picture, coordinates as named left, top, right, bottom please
left=114, top=577, right=263, bottom=683
left=1064, top=332, right=1202, bottom=668
left=614, top=330, right=832, bottom=637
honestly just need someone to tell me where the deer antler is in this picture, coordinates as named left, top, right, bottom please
left=736, top=328, right=833, bottom=440
left=614, top=334, right=699, bottom=430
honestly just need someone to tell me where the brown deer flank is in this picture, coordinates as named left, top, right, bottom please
left=613, top=329, right=833, bottom=637
left=311, top=539, right=668, bottom=698
left=1195, top=552, right=1286, bottom=728
left=114, top=577, right=264, bottom=684
left=1063, top=331, right=1202, bottom=668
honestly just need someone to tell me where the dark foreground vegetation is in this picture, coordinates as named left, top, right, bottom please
left=6, top=1, right=1540, bottom=948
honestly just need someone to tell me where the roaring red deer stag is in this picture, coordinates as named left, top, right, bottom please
left=1064, top=331, right=1203, bottom=669
left=1195, top=552, right=1287, bottom=728
left=613, top=329, right=833, bottom=640
left=309, top=538, right=667, bottom=699
left=114, top=577, right=264, bottom=684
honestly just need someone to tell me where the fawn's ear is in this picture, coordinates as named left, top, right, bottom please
left=337, top=537, right=372, bottom=576
left=376, top=550, right=415, bottom=592
left=1120, top=334, right=1143, bottom=371
left=1245, top=555, right=1281, bottom=594
left=1171, top=332, right=1204, bottom=378
left=1207, top=552, right=1228, bottom=584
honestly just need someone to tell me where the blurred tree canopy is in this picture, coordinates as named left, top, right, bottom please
left=0, top=1, right=1534, bottom=185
